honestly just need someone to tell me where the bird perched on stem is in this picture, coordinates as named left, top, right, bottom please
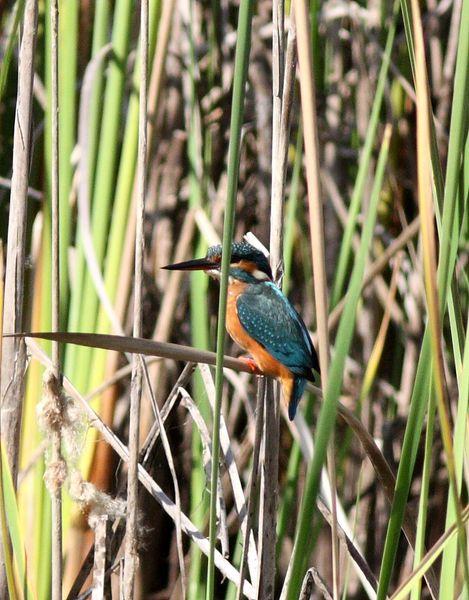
left=163, top=241, right=320, bottom=420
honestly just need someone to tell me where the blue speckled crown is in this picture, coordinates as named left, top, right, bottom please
left=207, top=242, right=272, bottom=279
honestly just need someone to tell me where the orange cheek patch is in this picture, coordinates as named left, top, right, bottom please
left=234, top=259, right=257, bottom=273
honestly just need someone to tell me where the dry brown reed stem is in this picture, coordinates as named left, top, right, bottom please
left=49, top=1, right=63, bottom=598
left=146, top=0, right=177, bottom=147
left=18, top=331, right=280, bottom=375
left=278, top=12, right=297, bottom=190
left=258, top=380, right=279, bottom=599
left=269, top=0, right=285, bottom=276
left=259, top=0, right=285, bottom=596
left=263, top=29, right=299, bottom=583
left=236, top=379, right=265, bottom=600
left=1, top=14, right=37, bottom=590
left=294, top=0, right=339, bottom=594
left=0, top=0, right=38, bottom=487
left=91, top=516, right=108, bottom=600
left=293, top=0, right=330, bottom=377
left=270, top=8, right=297, bottom=277
left=123, top=0, right=148, bottom=596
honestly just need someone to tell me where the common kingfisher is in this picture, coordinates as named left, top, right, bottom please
left=163, top=241, right=320, bottom=420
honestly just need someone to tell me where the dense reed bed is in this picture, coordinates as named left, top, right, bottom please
left=0, top=0, right=468, bottom=598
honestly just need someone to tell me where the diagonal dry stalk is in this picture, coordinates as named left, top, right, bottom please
left=198, top=364, right=259, bottom=584
left=179, top=386, right=230, bottom=557
left=390, top=504, right=469, bottom=600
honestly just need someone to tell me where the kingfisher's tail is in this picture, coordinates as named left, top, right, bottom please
left=282, top=377, right=306, bottom=421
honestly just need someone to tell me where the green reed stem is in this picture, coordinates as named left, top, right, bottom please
left=206, top=1, right=254, bottom=597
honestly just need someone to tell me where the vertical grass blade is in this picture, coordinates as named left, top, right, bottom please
left=376, top=0, right=469, bottom=594
left=206, top=1, right=255, bottom=597
left=439, top=4, right=469, bottom=581
left=408, top=1, right=468, bottom=586
left=282, top=124, right=392, bottom=599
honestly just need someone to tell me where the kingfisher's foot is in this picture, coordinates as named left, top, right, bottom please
left=239, top=355, right=262, bottom=375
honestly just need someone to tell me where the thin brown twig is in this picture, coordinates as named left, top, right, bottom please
left=146, top=0, right=177, bottom=149
left=316, top=498, right=378, bottom=592
left=259, top=0, right=285, bottom=596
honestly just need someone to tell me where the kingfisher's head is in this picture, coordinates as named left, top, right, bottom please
left=163, top=241, right=273, bottom=283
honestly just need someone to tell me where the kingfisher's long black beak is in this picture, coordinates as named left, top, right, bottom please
left=162, top=257, right=218, bottom=271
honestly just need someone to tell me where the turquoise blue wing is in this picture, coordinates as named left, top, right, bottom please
left=236, top=282, right=319, bottom=379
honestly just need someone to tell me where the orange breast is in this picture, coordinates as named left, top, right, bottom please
left=226, top=282, right=296, bottom=414
left=226, top=282, right=291, bottom=380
